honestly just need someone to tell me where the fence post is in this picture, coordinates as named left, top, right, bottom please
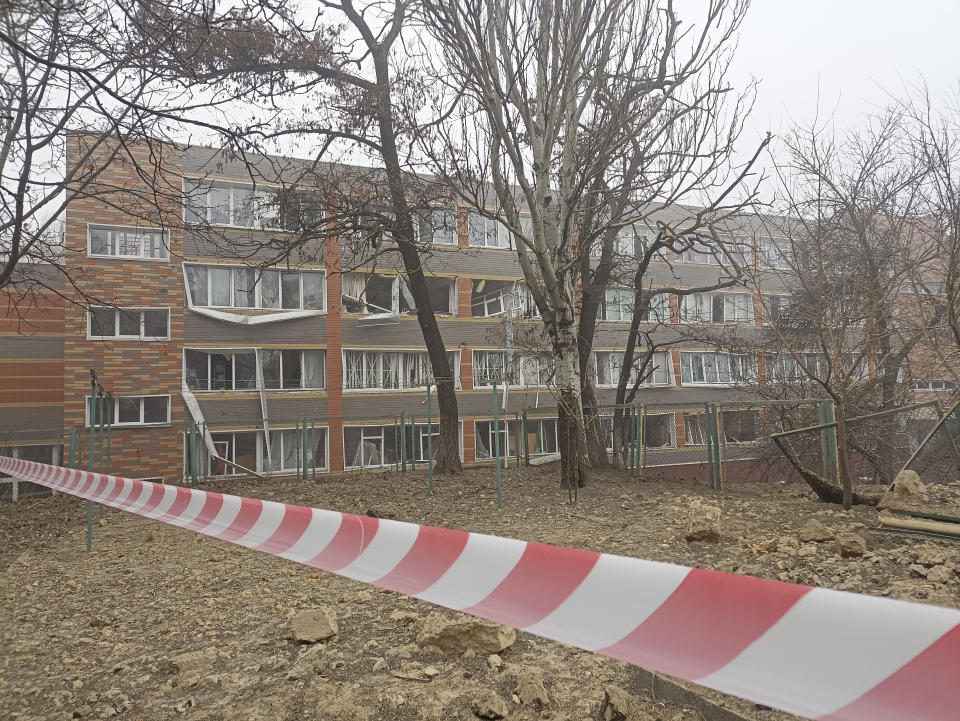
left=521, top=409, right=529, bottom=467
left=394, top=415, right=399, bottom=471
left=716, top=406, right=726, bottom=490
left=704, top=403, right=715, bottom=488
left=98, top=394, right=106, bottom=519
left=410, top=416, right=416, bottom=470
left=400, top=411, right=406, bottom=472
left=493, top=381, right=502, bottom=510
left=640, top=404, right=647, bottom=476
left=427, top=382, right=433, bottom=492
left=189, top=421, right=198, bottom=487
left=311, top=419, right=317, bottom=480
left=819, top=400, right=839, bottom=482
left=87, top=377, right=96, bottom=553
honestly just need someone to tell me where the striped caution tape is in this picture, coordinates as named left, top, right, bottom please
left=3, top=455, right=959, bottom=721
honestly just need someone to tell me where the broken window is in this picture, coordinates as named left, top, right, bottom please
left=473, top=351, right=507, bottom=387
left=88, top=307, right=169, bottom=340
left=185, top=350, right=258, bottom=391
left=260, top=350, right=326, bottom=390
left=593, top=351, right=672, bottom=388
left=643, top=413, right=676, bottom=449
left=343, top=425, right=399, bottom=469
left=342, top=273, right=454, bottom=315
left=721, top=410, right=762, bottom=443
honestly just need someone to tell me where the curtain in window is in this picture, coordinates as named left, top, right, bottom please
left=342, top=273, right=367, bottom=302
left=381, top=352, right=400, bottom=389
left=475, top=423, right=491, bottom=459
left=260, top=350, right=281, bottom=389
left=302, top=351, right=325, bottom=389
left=363, top=352, right=379, bottom=388
left=303, top=273, right=325, bottom=310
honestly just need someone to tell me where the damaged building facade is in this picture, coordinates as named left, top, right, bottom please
left=0, top=136, right=956, bottom=485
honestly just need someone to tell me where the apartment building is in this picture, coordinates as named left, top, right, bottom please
left=1, top=136, right=955, bottom=487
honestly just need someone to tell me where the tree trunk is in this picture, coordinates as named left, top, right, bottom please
left=835, top=399, right=853, bottom=510
left=581, top=362, right=609, bottom=467
left=554, top=327, right=590, bottom=490
left=371, top=48, right=461, bottom=475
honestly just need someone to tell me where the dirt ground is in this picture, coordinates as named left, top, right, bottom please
left=2, top=464, right=958, bottom=721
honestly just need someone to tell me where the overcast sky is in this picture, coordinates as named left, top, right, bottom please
left=723, top=0, right=960, bottom=155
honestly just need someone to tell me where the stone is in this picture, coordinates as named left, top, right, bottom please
left=892, top=470, right=926, bottom=497
left=417, top=612, right=516, bottom=655
left=472, top=692, right=509, bottom=719
left=601, top=685, right=633, bottom=721
left=926, top=565, right=954, bottom=583
left=777, top=536, right=800, bottom=555
left=168, top=647, right=218, bottom=674
left=423, top=665, right=440, bottom=679
left=753, top=538, right=778, bottom=553
left=798, top=519, right=835, bottom=543
left=835, top=533, right=867, bottom=558
left=372, top=658, right=387, bottom=673
left=684, top=499, right=721, bottom=543
left=511, top=666, right=549, bottom=710
left=291, top=608, right=338, bottom=643
left=487, top=654, right=503, bottom=672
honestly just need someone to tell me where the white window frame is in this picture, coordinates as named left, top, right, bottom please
left=260, top=349, right=328, bottom=390
left=266, top=426, right=330, bottom=473
left=679, top=352, right=756, bottom=386
left=594, top=350, right=673, bottom=388
left=910, top=379, right=958, bottom=392
left=184, top=263, right=326, bottom=313
left=758, top=236, right=792, bottom=270
left=766, top=352, right=827, bottom=382
left=183, top=348, right=260, bottom=392
left=473, top=350, right=508, bottom=387
left=85, top=394, right=171, bottom=427
left=87, top=224, right=170, bottom=261
left=674, top=236, right=748, bottom=266
left=468, top=212, right=512, bottom=249
left=182, top=178, right=317, bottom=231
left=87, top=306, right=171, bottom=341
left=679, top=292, right=754, bottom=325
left=342, top=349, right=461, bottom=392
left=421, top=208, right=458, bottom=245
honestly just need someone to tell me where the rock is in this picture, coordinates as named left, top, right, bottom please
left=798, top=519, right=835, bottom=543
left=423, top=665, right=440, bottom=679
left=926, top=565, right=954, bottom=583
left=910, top=564, right=929, bottom=578
left=372, top=658, right=387, bottom=673
left=893, top=470, right=926, bottom=497
left=753, top=538, right=778, bottom=553
left=487, top=654, right=503, bottom=672
left=417, top=612, right=516, bottom=655
left=601, top=685, right=633, bottom=721
left=286, top=645, right=327, bottom=680
left=511, top=666, right=549, bottom=710
left=777, top=536, right=800, bottom=555
left=835, top=533, right=867, bottom=558
left=685, top=499, right=721, bottom=543
left=354, top=591, right=373, bottom=604
left=291, top=608, right=338, bottom=643
left=472, top=692, right=509, bottom=719
left=168, top=647, right=217, bottom=674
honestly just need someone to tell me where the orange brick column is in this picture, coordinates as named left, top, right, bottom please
left=325, top=237, right=344, bottom=473
left=459, top=278, right=472, bottom=318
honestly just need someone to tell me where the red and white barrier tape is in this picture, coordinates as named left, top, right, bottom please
left=4, top=456, right=959, bottom=720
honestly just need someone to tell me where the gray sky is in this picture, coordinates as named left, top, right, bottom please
left=724, top=0, right=960, bottom=153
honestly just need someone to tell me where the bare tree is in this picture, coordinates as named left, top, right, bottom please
left=130, top=0, right=465, bottom=473
left=903, top=87, right=960, bottom=391
left=422, top=0, right=760, bottom=490
left=755, top=111, right=939, bottom=508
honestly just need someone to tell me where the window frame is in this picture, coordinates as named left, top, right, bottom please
left=342, top=349, right=461, bottom=392
left=468, top=212, right=513, bottom=249
left=679, top=351, right=756, bottom=387
left=87, top=224, right=170, bottom=262
left=473, top=350, right=508, bottom=387
left=184, top=263, right=326, bottom=313
left=593, top=350, right=673, bottom=388
left=85, top=394, right=171, bottom=427
left=679, top=292, right=755, bottom=325
left=87, top=306, right=171, bottom=341
left=182, top=178, right=318, bottom=232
